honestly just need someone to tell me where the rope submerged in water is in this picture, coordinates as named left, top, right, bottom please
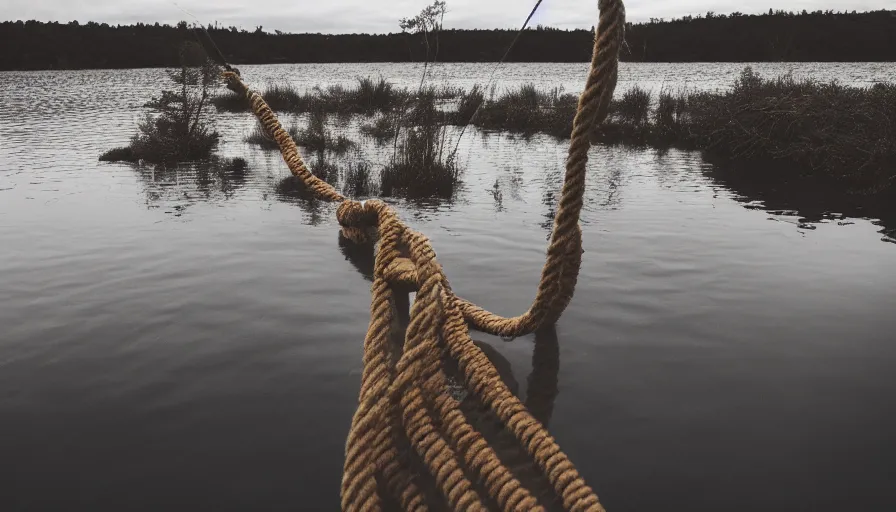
left=223, top=1, right=624, bottom=509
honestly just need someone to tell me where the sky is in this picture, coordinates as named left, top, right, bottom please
left=5, top=0, right=893, bottom=34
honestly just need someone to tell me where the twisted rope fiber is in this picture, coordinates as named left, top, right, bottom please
left=223, top=1, right=624, bottom=509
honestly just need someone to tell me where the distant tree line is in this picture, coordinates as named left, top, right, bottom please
left=1, top=9, right=894, bottom=70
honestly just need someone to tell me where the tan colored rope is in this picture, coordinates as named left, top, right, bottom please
left=223, top=1, right=624, bottom=509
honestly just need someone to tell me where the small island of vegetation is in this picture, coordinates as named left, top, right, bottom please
left=94, top=4, right=894, bottom=207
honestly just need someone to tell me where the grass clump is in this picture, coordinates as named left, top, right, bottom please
left=541, top=88, right=578, bottom=139
left=653, top=88, right=688, bottom=138
left=612, top=86, right=652, bottom=126
left=380, top=88, right=460, bottom=199
left=211, top=78, right=410, bottom=116
left=587, top=68, right=896, bottom=195
left=101, top=43, right=221, bottom=164
left=354, top=77, right=407, bottom=115
left=405, top=87, right=447, bottom=126
left=263, top=84, right=312, bottom=112
left=223, top=157, right=248, bottom=174
left=476, top=84, right=544, bottom=136
left=361, top=114, right=399, bottom=144
left=381, top=103, right=459, bottom=199
left=597, top=86, right=654, bottom=144
left=210, top=91, right=245, bottom=112
left=436, top=85, right=464, bottom=100
left=212, top=84, right=307, bottom=113
left=344, top=161, right=375, bottom=197
left=684, top=68, right=896, bottom=194
left=465, top=84, right=576, bottom=139
left=453, top=84, right=484, bottom=125
left=310, top=154, right=340, bottom=185
left=295, top=110, right=356, bottom=155
left=128, top=107, right=220, bottom=163
left=245, top=105, right=356, bottom=154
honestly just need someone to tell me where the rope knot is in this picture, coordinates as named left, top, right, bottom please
left=337, top=200, right=380, bottom=228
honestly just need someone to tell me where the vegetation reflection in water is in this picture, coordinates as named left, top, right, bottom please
left=96, top=21, right=893, bottom=237
left=136, top=157, right=248, bottom=215
left=131, top=140, right=896, bottom=247
left=92, top=31, right=892, bottom=245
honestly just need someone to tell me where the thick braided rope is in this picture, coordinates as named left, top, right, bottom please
left=399, top=225, right=545, bottom=511
left=222, top=0, right=623, bottom=339
left=221, top=2, right=624, bottom=509
left=456, top=0, right=623, bottom=337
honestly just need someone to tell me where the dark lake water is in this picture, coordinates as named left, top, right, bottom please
left=2, top=62, right=896, bottom=511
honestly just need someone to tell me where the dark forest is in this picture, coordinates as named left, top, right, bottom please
left=1, top=9, right=894, bottom=70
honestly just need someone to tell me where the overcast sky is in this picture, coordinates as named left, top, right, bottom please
left=6, top=0, right=893, bottom=34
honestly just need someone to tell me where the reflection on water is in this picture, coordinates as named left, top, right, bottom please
left=275, top=175, right=333, bottom=225
left=705, top=161, right=896, bottom=242
left=338, top=230, right=376, bottom=281
left=2, top=64, right=896, bottom=511
left=526, top=326, right=560, bottom=428
left=137, top=158, right=249, bottom=214
left=337, top=228, right=561, bottom=423
left=540, top=165, right=564, bottom=235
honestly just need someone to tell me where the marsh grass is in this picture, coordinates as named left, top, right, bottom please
left=381, top=94, right=460, bottom=199
left=354, top=77, right=409, bottom=115
left=588, top=69, right=896, bottom=195
left=295, top=109, right=356, bottom=155
left=225, top=68, right=895, bottom=199
left=465, top=84, right=578, bottom=139
left=453, top=84, right=484, bottom=126
left=213, top=77, right=414, bottom=116
left=612, top=86, right=651, bottom=126
left=654, top=88, right=688, bottom=135
left=344, top=160, right=375, bottom=197
left=361, top=114, right=400, bottom=144
left=683, top=69, right=896, bottom=193
left=475, top=84, right=544, bottom=136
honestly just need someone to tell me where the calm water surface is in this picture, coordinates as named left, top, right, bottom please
left=2, top=63, right=896, bottom=511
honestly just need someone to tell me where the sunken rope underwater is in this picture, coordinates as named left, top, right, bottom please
left=221, top=0, right=624, bottom=509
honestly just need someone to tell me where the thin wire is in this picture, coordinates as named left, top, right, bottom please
left=496, top=0, right=546, bottom=67
left=173, top=2, right=235, bottom=72
left=449, top=0, right=545, bottom=163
